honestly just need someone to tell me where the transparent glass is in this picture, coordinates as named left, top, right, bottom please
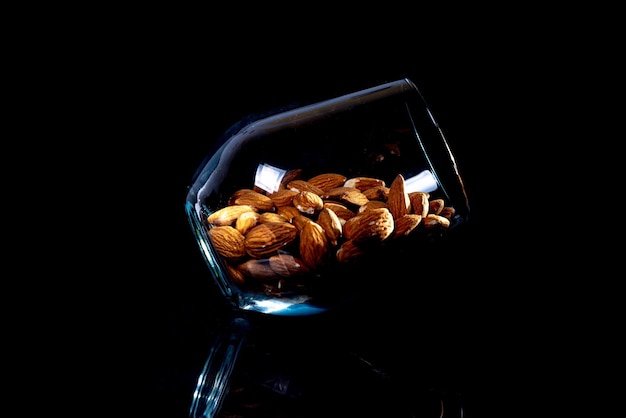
left=186, top=78, right=470, bottom=417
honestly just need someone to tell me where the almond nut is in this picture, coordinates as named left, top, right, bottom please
left=208, top=225, right=246, bottom=259
left=343, top=207, right=394, bottom=243
left=244, top=222, right=298, bottom=258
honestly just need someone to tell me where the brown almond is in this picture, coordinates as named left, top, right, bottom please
left=268, top=189, right=299, bottom=207
left=325, top=187, right=369, bottom=207
left=291, top=214, right=314, bottom=232
left=208, top=226, right=246, bottom=259
left=362, top=185, right=389, bottom=201
left=336, top=240, right=365, bottom=263
left=269, top=253, right=310, bottom=277
left=244, top=222, right=298, bottom=258
left=422, top=214, right=451, bottom=230
left=292, top=190, right=324, bottom=215
left=323, top=201, right=356, bottom=221
left=228, top=189, right=275, bottom=212
left=358, top=200, right=388, bottom=213
left=280, top=168, right=303, bottom=188
left=258, top=212, right=289, bottom=223
left=286, top=179, right=324, bottom=196
left=440, top=206, right=456, bottom=220
left=343, top=177, right=386, bottom=191
left=299, top=221, right=329, bottom=269
left=276, top=206, right=301, bottom=222
left=392, top=214, right=423, bottom=238
left=387, top=174, right=411, bottom=220
left=207, top=204, right=256, bottom=226
left=307, top=173, right=347, bottom=192
left=225, top=263, right=246, bottom=285
left=408, top=192, right=429, bottom=218
left=237, top=259, right=279, bottom=281
left=317, top=207, right=343, bottom=246
left=343, top=207, right=394, bottom=243
left=235, top=211, right=260, bottom=235
left=428, top=198, right=445, bottom=215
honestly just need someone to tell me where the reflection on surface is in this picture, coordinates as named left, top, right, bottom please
left=404, top=170, right=438, bottom=193
left=254, top=163, right=287, bottom=194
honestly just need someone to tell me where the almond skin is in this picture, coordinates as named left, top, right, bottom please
left=336, top=239, right=365, bottom=263
left=408, top=192, right=429, bottom=218
left=323, top=201, right=356, bottom=221
left=208, top=225, right=246, bottom=259
left=439, top=206, right=456, bottom=220
left=317, top=207, right=343, bottom=246
left=269, top=253, right=310, bottom=277
left=287, top=179, right=324, bottom=196
left=422, top=214, right=451, bottom=230
left=343, top=207, right=394, bottom=244
left=207, top=205, right=256, bottom=226
left=387, top=174, right=411, bottom=220
left=237, top=259, right=279, bottom=280
left=324, top=187, right=369, bottom=207
left=293, top=190, right=324, bottom=215
left=244, top=222, right=298, bottom=258
left=392, top=214, right=423, bottom=238
left=343, top=176, right=386, bottom=191
left=428, top=198, right=445, bottom=215
left=228, top=189, right=275, bottom=212
left=306, top=173, right=347, bottom=192
left=235, top=211, right=259, bottom=235
left=299, top=221, right=329, bottom=270
left=268, top=189, right=299, bottom=207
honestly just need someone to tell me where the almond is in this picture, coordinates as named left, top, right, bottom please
left=358, top=200, right=388, bottom=213
left=307, top=173, right=347, bottom=192
left=428, top=198, right=445, bottom=215
left=228, top=189, right=275, bottom=212
left=292, top=214, right=314, bottom=232
left=207, top=204, right=256, bottom=226
left=244, top=222, right=298, bottom=258
left=336, top=239, right=365, bottom=263
left=237, top=259, right=279, bottom=280
left=323, top=201, right=356, bottom=221
left=422, top=214, right=451, bottom=230
left=440, top=206, right=456, bottom=220
left=280, top=168, right=303, bottom=188
left=269, top=253, right=310, bottom=277
left=276, top=206, right=301, bottom=222
left=299, top=221, right=329, bottom=269
left=324, top=187, right=369, bottom=207
left=268, top=189, right=298, bottom=207
left=287, top=179, right=324, bottom=196
left=317, top=207, right=343, bottom=246
left=343, top=176, right=386, bottom=191
left=387, top=174, right=411, bottom=220
left=408, top=192, right=429, bottom=218
left=225, top=263, right=246, bottom=285
left=343, top=207, right=394, bottom=243
left=392, top=214, right=423, bottom=238
left=293, top=190, right=324, bottom=215
left=235, top=211, right=259, bottom=235
left=208, top=225, right=246, bottom=259
left=362, top=185, right=389, bottom=201
left=258, top=212, right=289, bottom=223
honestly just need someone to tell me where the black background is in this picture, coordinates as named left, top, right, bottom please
left=7, top=6, right=620, bottom=418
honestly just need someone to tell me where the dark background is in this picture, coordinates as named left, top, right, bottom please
left=7, top=6, right=620, bottom=418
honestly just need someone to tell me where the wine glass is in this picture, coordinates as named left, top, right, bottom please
left=185, top=78, right=470, bottom=417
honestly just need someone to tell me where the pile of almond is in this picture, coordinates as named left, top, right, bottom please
left=205, top=170, right=455, bottom=292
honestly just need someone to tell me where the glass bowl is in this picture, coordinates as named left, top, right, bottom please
left=186, top=78, right=471, bottom=418
left=185, top=78, right=469, bottom=317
